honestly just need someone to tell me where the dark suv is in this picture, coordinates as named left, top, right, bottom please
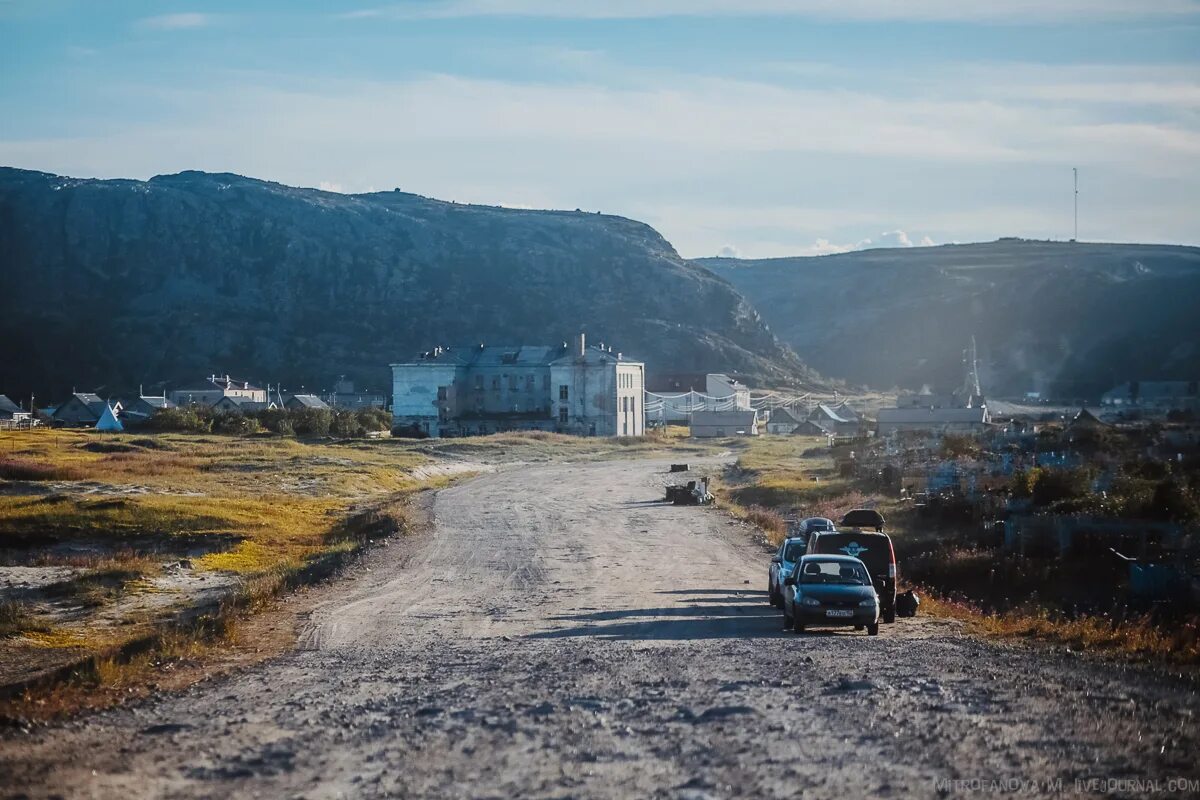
left=807, top=530, right=897, bottom=622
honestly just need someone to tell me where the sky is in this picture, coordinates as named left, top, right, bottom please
left=1, top=1, right=1198, bottom=258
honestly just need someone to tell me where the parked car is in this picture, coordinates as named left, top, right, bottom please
left=807, top=529, right=897, bottom=622
left=840, top=508, right=885, bottom=531
left=768, top=536, right=809, bottom=607
left=797, top=517, right=836, bottom=536
left=781, top=555, right=879, bottom=635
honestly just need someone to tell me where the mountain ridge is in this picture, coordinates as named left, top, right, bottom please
left=0, top=167, right=818, bottom=399
left=699, top=239, right=1200, bottom=398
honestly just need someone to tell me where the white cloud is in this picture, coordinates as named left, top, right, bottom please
left=317, top=180, right=345, bottom=193
left=716, top=245, right=741, bottom=258
left=2, top=60, right=1196, bottom=258
left=137, top=13, right=213, bottom=30
left=341, top=0, right=1200, bottom=22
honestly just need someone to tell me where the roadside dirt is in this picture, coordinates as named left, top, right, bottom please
left=2, top=458, right=1198, bottom=799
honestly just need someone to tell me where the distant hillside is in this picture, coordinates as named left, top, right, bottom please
left=699, top=240, right=1200, bottom=398
left=0, top=168, right=817, bottom=398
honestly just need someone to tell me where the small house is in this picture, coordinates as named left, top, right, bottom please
left=765, top=407, right=802, bottom=435
left=690, top=410, right=758, bottom=438
left=121, top=395, right=175, bottom=423
left=808, top=404, right=860, bottom=437
left=0, top=395, right=33, bottom=429
left=52, top=393, right=122, bottom=427
left=284, top=393, right=330, bottom=411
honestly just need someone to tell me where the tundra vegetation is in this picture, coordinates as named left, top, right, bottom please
left=719, top=428, right=1200, bottom=664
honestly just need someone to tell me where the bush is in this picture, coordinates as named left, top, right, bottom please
left=212, top=413, right=262, bottom=436
left=145, top=407, right=213, bottom=433
left=1031, top=467, right=1093, bottom=507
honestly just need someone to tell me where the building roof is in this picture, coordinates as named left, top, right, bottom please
left=394, top=342, right=643, bottom=368
left=876, top=407, right=988, bottom=424
left=810, top=404, right=853, bottom=424
left=173, top=376, right=264, bottom=393
left=287, top=394, right=330, bottom=409
left=0, top=395, right=21, bottom=415
left=136, top=395, right=174, bottom=409
left=73, top=393, right=108, bottom=417
left=691, top=410, right=758, bottom=426
left=213, top=396, right=271, bottom=411
left=768, top=407, right=803, bottom=425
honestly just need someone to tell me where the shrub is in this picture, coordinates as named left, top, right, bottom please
left=146, top=407, right=213, bottom=433
left=1149, top=478, right=1200, bottom=523
left=212, top=413, right=262, bottom=436
left=1031, top=467, right=1093, bottom=507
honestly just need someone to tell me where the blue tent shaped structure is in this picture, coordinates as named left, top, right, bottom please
left=95, top=402, right=124, bottom=432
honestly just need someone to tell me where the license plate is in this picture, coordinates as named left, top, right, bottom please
left=826, top=609, right=854, bottom=618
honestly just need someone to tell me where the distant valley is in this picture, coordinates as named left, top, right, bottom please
left=699, top=240, right=1200, bottom=397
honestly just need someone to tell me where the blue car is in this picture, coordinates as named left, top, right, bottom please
left=768, top=536, right=808, bottom=607
left=781, top=554, right=880, bottom=635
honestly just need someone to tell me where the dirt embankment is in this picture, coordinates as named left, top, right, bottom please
left=2, top=458, right=1198, bottom=798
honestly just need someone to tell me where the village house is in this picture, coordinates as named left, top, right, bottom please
left=808, top=404, right=861, bottom=437
left=690, top=409, right=759, bottom=438
left=705, top=374, right=752, bottom=410
left=120, top=394, right=175, bottom=423
left=284, top=393, right=330, bottom=411
left=51, top=393, right=122, bottom=427
left=169, top=375, right=268, bottom=407
left=0, top=395, right=34, bottom=429
left=390, top=334, right=645, bottom=438
left=764, top=407, right=803, bottom=435
left=324, top=377, right=387, bottom=411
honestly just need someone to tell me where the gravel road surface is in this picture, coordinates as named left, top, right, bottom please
left=3, top=458, right=1199, bottom=799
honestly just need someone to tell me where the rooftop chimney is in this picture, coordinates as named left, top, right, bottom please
left=574, top=332, right=586, bottom=357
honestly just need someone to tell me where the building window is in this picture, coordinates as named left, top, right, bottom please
left=508, top=375, right=517, bottom=391
left=436, top=386, right=448, bottom=401
left=559, top=385, right=569, bottom=401
left=558, top=406, right=569, bottom=424
left=492, top=377, right=500, bottom=391
left=526, top=375, right=534, bottom=392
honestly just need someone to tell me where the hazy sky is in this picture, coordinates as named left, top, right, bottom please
left=2, top=1, right=1198, bottom=258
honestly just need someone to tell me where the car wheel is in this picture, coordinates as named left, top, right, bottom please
left=867, top=622, right=879, bottom=636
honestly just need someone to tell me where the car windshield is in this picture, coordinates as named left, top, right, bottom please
left=798, top=560, right=869, bottom=585
left=783, top=542, right=807, bottom=561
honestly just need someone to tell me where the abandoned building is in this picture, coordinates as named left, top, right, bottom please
left=390, top=334, right=645, bottom=438
left=169, top=375, right=268, bottom=407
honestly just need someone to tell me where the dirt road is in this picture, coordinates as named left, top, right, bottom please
left=3, top=458, right=1199, bottom=798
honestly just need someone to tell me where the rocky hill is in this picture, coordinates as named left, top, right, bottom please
left=700, top=240, right=1200, bottom=398
left=0, top=168, right=816, bottom=398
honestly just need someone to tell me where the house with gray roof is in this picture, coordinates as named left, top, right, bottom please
left=52, top=393, right=122, bottom=427
left=284, top=394, right=330, bottom=411
left=0, top=395, right=33, bottom=428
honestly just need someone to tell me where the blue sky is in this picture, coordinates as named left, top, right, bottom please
left=2, top=1, right=1198, bottom=257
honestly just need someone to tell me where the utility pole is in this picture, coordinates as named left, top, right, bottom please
left=1072, top=167, right=1078, bottom=242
